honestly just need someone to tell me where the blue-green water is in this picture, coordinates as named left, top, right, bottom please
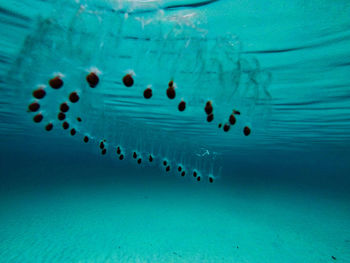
left=1, top=0, right=350, bottom=262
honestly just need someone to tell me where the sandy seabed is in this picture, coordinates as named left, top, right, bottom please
left=0, top=168, right=349, bottom=263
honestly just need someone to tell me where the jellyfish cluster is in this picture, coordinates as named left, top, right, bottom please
left=120, top=72, right=252, bottom=136
left=27, top=71, right=221, bottom=183
left=19, top=0, right=272, bottom=183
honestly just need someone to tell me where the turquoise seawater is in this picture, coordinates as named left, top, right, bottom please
left=0, top=0, right=350, bottom=262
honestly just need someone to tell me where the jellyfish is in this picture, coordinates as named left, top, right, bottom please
left=149, top=154, right=154, bottom=162
left=58, top=112, right=66, bottom=121
left=70, top=128, right=76, bottom=136
left=100, top=141, right=105, bottom=149
left=243, top=126, right=251, bottom=136
left=204, top=101, right=213, bottom=115
left=33, top=113, right=43, bottom=123
left=178, top=100, right=186, bottom=112
left=101, top=148, right=107, bottom=155
left=83, top=136, right=89, bottom=143
left=207, top=113, right=214, bottom=122
left=123, top=73, right=134, bottom=87
left=143, top=87, right=152, bottom=99
left=166, top=86, right=175, bottom=99
left=60, top=102, right=69, bottom=113
left=137, top=158, right=142, bottom=164
left=116, top=146, right=121, bottom=155
left=62, top=121, right=69, bottom=130
left=32, top=87, right=46, bottom=99
left=119, top=154, right=124, bottom=160
left=229, top=114, right=236, bottom=125
left=49, top=76, right=63, bottom=89
left=28, top=102, right=40, bottom=112
left=86, top=72, right=99, bottom=88
left=223, top=123, right=230, bottom=132
left=45, top=123, right=53, bottom=131
left=69, top=92, right=80, bottom=103
left=76, top=117, right=82, bottom=122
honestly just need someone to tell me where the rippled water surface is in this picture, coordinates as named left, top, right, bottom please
left=1, top=0, right=350, bottom=262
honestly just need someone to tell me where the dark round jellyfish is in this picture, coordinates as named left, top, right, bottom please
left=86, top=72, right=99, bottom=88
left=181, top=171, right=185, bottom=177
left=119, top=154, right=124, bottom=160
left=178, top=100, right=186, bottom=111
left=143, top=87, right=152, bottom=99
left=165, top=166, right=170, bottom=172
left=166, top=86, right=176, bottom=99
left=101, top=148, right=107, bottom=155
left=33, top=113, right=43, bottom=123
left=62, top=121, right=69, bottom=130
left=137, top=158, right=142, bottom=164
left=45, top=123, right=53, bottom=131
left=149, top=154, right=153, bottom=162
left=163, top=160, right=168, bottom=166
left=69, top=92, right=80, bottom=103
left=58, top=112, right=66, bottom=121
left=28, top=102, right=40, bottom=112
left=49, top=76, right=63, bottom=89
left=70, top=128, right=76, bottom=136
left=218, top=123, right=222, bottom=128
left=243, top=126, right=251, bottom=136
left=233, top=110, right=241, bottom=115
left=77, top=117, right=82, bottom=122
left=197, top=176, right=201, bottom=182
left=204, top=101, right=213, bottom=115
left=229, top=114, right=236, bottom=125
left=32, top=88, right=46, bottom=99
left=60, top=102, right=69, bottom=113
left=100, top=141, right=105, bottom=149
left=223, top=123, right=230, bottom=132
left=209, top=177, right=214, bottom=183
left=207, top=113, right=214, bottom=122
left=193, top=171, right=197, bottom=177
left=123, top=74, right=134, bottom=87
left=116, top=146, right=121, bottom=155
left=178, top=166, right=182, bottom=172
left=133, top=152, right=137, bottom=159
left=83, top=136, right=89, bottom=143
